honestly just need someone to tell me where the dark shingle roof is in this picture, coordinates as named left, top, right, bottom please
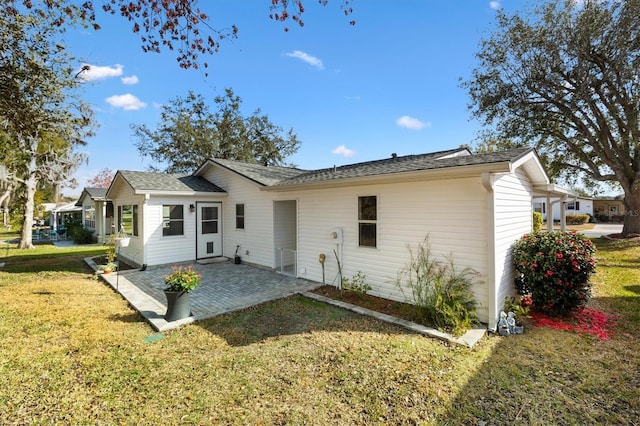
left=269, top=147, right=533, bottom=187
left=75, top=187, right=109, bottom=206
left=208, top=158, right=307, bottom=186
left=118, top=171, right=226, bottom=193
left=85, top=187, right=108, bottom=199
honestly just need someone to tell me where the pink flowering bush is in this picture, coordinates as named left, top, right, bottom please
left=513, top=231, right=597, bottom=316
left=164, top=265, right=202, bottom=293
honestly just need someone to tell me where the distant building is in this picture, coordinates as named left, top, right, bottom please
left=593, top=195, right=625, bottom=223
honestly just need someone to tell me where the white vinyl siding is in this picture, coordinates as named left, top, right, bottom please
left=290, top=177, right=491, bottom=320
left=492, top=169, right=535, bottom=323
left=143, top=197, right=196, bottom=265
left=200, top=166, right=276, bottom=267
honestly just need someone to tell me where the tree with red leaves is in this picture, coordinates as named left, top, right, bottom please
left=87, top=168, right=115, bottom=188
left=9, top=0, right=355, bottom=75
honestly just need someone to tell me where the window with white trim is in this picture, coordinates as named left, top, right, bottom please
left=236, top=203, right=245, bottom=229
left=162, top=205, right=184, bottom=236
left=358, top=195, right=377, bottom=248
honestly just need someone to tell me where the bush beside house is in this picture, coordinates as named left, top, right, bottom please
left=512, top=231, right=597, bottom=316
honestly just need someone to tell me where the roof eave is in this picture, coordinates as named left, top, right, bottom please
left=532, top=184, right=578, bottom=198
left=261, top=162, right=513, bottom=192
left=195, top=159, right=268, bottom=187
left=133, top=189, right=228, bottom=197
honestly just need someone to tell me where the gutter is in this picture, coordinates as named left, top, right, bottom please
left=262, top=162, right=513, bottom=192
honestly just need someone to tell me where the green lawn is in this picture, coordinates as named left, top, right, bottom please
left=0, top=235, right=638, bottom=425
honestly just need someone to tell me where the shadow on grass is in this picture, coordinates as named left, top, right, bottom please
left=110, top=312, right=145, bottom=323
left=436, top=295, right=640, bottom=425
left=197, top=295, right=415, bottom=347
left=2, top=246, right=107, bottom=274
left=626, top=285, right=640, bottom=295
left=593, top=237, right=640, bottom=252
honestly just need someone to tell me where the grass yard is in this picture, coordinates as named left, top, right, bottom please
left=0, top=234, right=638, bottom=425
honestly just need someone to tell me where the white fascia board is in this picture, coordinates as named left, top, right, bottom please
left=134, top=190, right=227, bottom=197
left=261, top=162, right=512, bottom=192
left=532, top=184, right=578, bottom=198
left=511, top=151, right=549, bottom=185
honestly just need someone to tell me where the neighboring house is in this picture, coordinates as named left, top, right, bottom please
left=532, top=196, right=593, bottom=222
left=594, top=195, right=625, bottom=222
left=49, top=202, right=81, bottom=230
left=75, top=187, right=114, bottom=243
left=106, top=147, right=566, bottom=331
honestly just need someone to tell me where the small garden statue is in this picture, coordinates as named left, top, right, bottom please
left=498, top=311, right=510, bottom=336
left=507, top=311, right=517, bottom=334
left=498, top=310, right=524, bottom=336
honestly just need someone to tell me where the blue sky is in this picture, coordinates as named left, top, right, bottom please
left=65, top=0, right=523, bottom=196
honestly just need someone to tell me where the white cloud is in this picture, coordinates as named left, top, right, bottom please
left=332, top=145, right=357, bottom=157
left=79, top=64, right=123, bottom=81
left=105, top=94, right=147, bottom=111
left=121, top=75, right=139, bottom=85
left=489, top=1, right=501, bottom=9
left=285, top=50, right=325, bottom=70
left=395, top=115, right=431, bottom=130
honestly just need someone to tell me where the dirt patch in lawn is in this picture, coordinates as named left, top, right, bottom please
left=311, top=285, right=426, bottom=325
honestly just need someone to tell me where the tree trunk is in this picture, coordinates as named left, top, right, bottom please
left=0, top=185, right=11, bottom=228
left=53, top=182, right=61, bottom=203
left=18, top=160, right=38, bottom=249
left=622, top=186, right=640, bottom=236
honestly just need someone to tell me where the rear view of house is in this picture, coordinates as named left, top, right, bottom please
left=106, top=147, right=564, bottom=330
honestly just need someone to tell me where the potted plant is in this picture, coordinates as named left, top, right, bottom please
left=163, top=265, right=201, bottom=322
left=102, top=262, right=116, bottom=274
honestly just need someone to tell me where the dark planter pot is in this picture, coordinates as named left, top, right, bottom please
left=164, top=290, right=192, bottom=322
left=234, top=255, right=241, bottom=264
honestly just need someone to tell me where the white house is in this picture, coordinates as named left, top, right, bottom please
left=75, top=187, right=114, bottom=243
left=532, top=195, right=593, bottom=222
left=106, top=147, right=565, bottom=330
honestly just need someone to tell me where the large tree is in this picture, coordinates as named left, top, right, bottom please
left=465, top=0, right=640, bottom=235
left=1, top=4, right=95, bottom=248
left=132, top=88, right=301, bottom=173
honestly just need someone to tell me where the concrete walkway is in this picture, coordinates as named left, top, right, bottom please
left=85, top=257, right=486, bottom=347
left=581, top=223, right=623, bottom=238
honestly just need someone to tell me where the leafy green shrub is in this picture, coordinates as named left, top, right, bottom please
left=566, top=214, right=589, bottom=225
left=504, top=295, right=532, bottom=322
left=533, top=211, right=543, bottom=232
left=341, top=271, right=372, bottom=295
left=396, top=237, right=478, bottom=336
left=69, top=227, right=95, bottom=244
left=513, top=231, right=597, bottom=316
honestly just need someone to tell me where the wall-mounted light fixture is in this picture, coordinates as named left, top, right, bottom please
left=189, top=204, right=195, bottom=213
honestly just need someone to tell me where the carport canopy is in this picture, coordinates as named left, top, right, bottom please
left=533, top=184, right=579, bottom=232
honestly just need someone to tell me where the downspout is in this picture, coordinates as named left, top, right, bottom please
left=481, top=172, right=497, bottom=332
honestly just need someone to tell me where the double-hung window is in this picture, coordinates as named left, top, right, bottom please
left=358, top=196, right=377, bottom=248
left=162, top=205, right=184, bottom=236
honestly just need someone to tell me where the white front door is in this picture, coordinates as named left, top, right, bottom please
left=197, top=202, right=222, bottom=259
